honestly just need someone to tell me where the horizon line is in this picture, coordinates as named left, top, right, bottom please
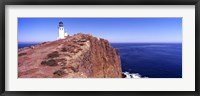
left=18, top=41, right=182, bottom=44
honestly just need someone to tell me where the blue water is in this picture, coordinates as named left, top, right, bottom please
left=18, top=43, right=39, bottom=49
left=19, top=43, right=182, bottom=78
left=111, top=43, right=182, bottom=78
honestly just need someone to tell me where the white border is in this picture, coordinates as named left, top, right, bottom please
left=5, top=5, right=195, bottom=91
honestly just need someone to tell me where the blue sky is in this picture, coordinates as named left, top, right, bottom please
left=18, top=18, right=182, bottom=43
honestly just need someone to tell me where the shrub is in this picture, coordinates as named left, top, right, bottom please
left=18, top=52, right=27, bottom=56
left=65, top=54, right=72, bottom=58
left=41, top=61, right=47, bottom=65
left=53, top=70, right=65, bottom=76
left=70, top=66, right=79, bottom=72
left=61, top=47, right=67, bottom=52
left=42, top=42, right=47, bottom=44
left=47, top=51, right=59, bottom=58
left=41, top=59, right=57, bottom=66
left=79, top=44, right=84, bottom=46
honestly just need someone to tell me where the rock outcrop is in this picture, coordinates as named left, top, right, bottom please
left=18, top=33, right=122, bottom=78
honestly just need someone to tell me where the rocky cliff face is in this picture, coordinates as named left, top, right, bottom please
left=18, top=33, right=122, bottom=78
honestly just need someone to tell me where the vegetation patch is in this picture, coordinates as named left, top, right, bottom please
left=41, top=59, right=57, bottom=66
left=79, top=39, right=87, bottom=42
left=61, top=47, right=67, bottom=52
left=61, top=66, right=79, bottom=73
left=18, top=52, right=27, bottom=56
left=69, top=66, right=79, bottom=72
left=79, top=43, right=85, bottom=46
left=42, top=42, right=47, bottom=44
left=61, top=67, right=68, bottom=69
left=53, top=70, right=65, bottom=76
left=47, top=51, right=59, bottom=58
left=65, top=54, right=72, bottom=58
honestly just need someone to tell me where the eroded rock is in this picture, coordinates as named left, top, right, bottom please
left=18, top=33, right=122, bottom=78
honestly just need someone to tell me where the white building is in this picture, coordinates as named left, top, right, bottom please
left=57, top=21, right=68, bottom=39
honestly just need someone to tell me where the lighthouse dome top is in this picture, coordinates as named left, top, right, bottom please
left=59, top=21, right=63, bottom=27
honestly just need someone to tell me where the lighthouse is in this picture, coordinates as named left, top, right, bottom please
left=58, top=21, right=68, bottom=39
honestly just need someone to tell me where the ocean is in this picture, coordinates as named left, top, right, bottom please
left=111, top=43, right=182, bottom=78
left=18, top=43, right=182, bottom=78
left=18, top=43, right=40, bottom=49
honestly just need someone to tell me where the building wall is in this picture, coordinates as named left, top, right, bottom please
left=58, top=27, right=65, bottom=39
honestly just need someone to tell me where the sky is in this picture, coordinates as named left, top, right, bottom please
left=18, top=18, right=182, bottom=43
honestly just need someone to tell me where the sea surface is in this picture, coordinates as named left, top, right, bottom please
left=18, top=43, right=40, bottom=49
left=111, top=43, right=182, bottom=78
left=18, top=43, right=182, bottom=78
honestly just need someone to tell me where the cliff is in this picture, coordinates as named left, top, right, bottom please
left=18, top=33, right=122, bottom=78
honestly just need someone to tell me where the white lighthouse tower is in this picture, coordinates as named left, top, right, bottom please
left=58, top=21, right=68, bottom=39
